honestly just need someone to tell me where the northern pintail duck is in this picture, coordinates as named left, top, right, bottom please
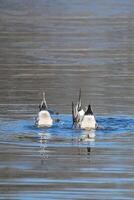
left=72, top=90, right=97, bottom=130
left=36, top=92, right=53, bottom=128
left=81, top=104, right=97, bottom=130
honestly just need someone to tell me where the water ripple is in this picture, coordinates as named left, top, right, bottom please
left=0, top=115, right=133, bottom=143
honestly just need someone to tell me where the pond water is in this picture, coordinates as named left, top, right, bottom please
left=0, top=0, right=134, bottom=199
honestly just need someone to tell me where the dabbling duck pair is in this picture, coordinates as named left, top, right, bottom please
left=35, top=90, right=97, bottom=130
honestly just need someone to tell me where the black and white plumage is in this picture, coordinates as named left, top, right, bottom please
left=36, top=92, right=53, bottom=128
left=81, top=105, right=96, bottom=130
left=72, top=89, right=84, bottom=128
left=72, top=90, right=97, bottom=131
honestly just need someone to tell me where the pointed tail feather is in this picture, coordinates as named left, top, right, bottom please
left=42, top=92, right=48, bottom=109
left=39, top=92, right=48, bottom=111
left=72, top=101, right=75, bottom=125
left=78, top=89, right=82, bottom=110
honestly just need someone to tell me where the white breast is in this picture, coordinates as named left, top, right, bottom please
left=36, top=110, right=53, bottom=128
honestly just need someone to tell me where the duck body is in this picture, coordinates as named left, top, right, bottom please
left=37, top=110, right=53, bottom=128
left=36, top=92, right=53, bottom=128
left=80, top=104, right=97, bottom=130
left=81, top=114, right=96, bottom=130
left=72, top=90, right=97, bottom=130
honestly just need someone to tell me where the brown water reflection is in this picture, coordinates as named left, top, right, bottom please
left=0, top=1, right=134, bottom=116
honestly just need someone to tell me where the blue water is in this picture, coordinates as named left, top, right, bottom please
left=0, top=0, right=134, bottom=199
left=0, top=115, right=134, bottom=140
left=0, top=115, right=134, bottom=199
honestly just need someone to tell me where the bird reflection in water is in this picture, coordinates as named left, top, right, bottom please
left=78, top=130, right=95, bottom=156
left=38, top=132, right=49, bottom=165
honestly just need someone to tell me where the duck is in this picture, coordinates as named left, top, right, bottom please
left=72, top=90, right=97, bottom=130
left=72, top=89, right=84, bottom=127
left=81, top=104, right=97, bottom=130
left=77, top=88, right=85, bottom=118
left=36, top=92, right=53, bottom=128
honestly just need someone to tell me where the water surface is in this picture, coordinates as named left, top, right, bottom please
left=0, top=0, right=134, bottom=199
left=0, top=115, right=134, bottom=199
